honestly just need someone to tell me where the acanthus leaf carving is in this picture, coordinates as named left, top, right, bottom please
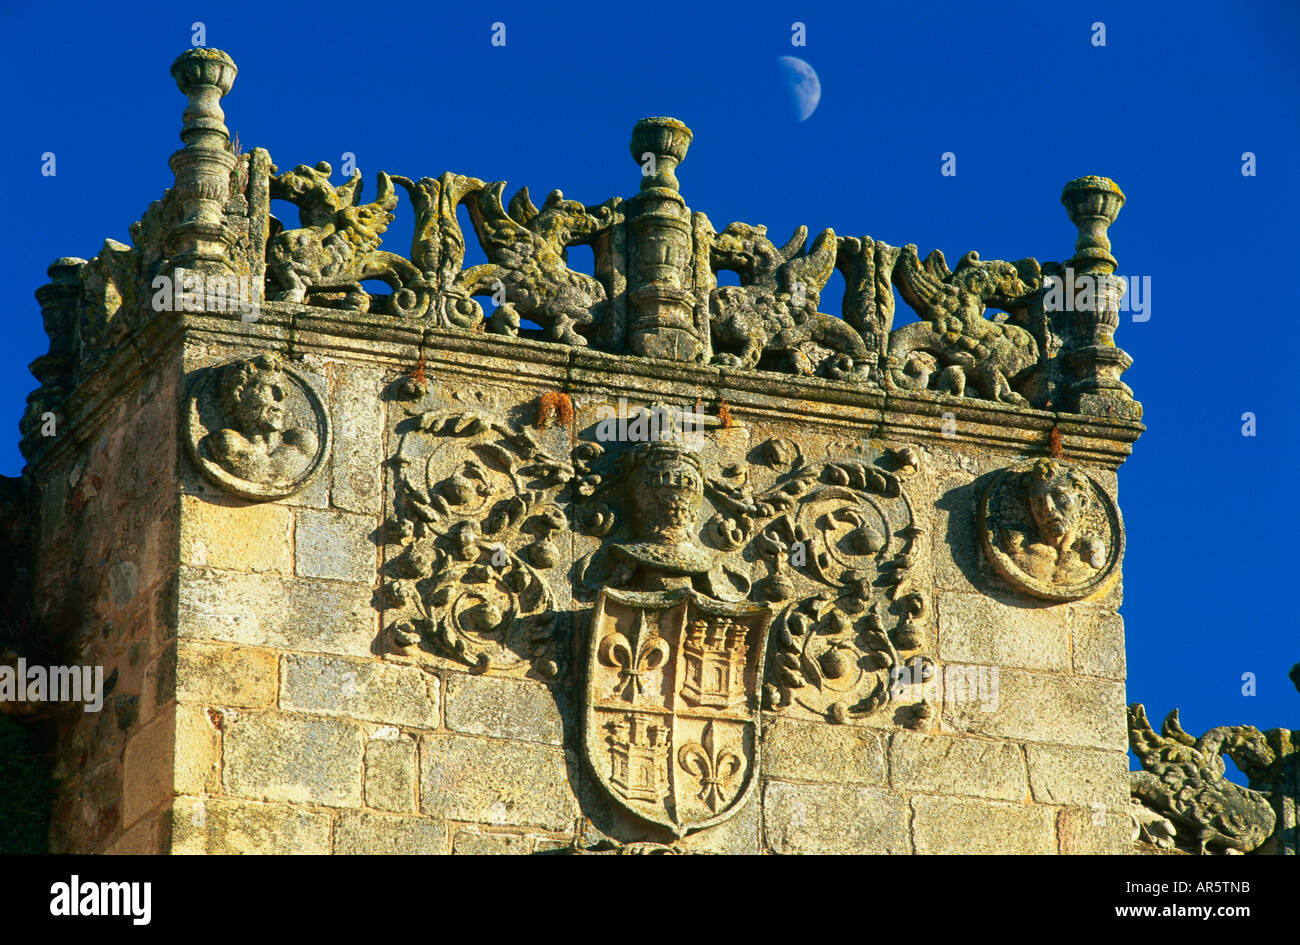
left=381, top=395, right=932, bottom=731
left=382, top=394, right=606, bottom=677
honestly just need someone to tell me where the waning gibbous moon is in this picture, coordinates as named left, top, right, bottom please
left=776, top=55, right=821, bottom=121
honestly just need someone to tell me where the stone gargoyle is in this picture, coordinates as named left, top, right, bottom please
left=709, top=223, right=870, bottom=378
left=460, top=183, right=620, bottom=345
left=266, top=162, right=420, bottom=311
left=888, top=245, right=1040, bottom=405
left=1128, top=704, right=1277, bottom=854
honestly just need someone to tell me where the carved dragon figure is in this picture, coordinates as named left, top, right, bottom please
left=1128, top=704, right=1277, bottom=854
left=888, top=245, right=1040, bottom=405
left=266, top=162, right=420, bottom=311
left=708, top=223, right=869, bottom=377
left=460, top=183, right=619, bottom=345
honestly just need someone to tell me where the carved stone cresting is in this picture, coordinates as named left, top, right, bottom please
left=1128, top=704, right=1277, bottom=854
left=185, top=354, right=330, bottom=499
left=1130, top=665, right=1300, bottom=855
left=267, top=165, right=419, bottom=311
left=887, top=246, right=1041, bottom=405
left=708, top=224, right=870, bottom=378
left=979, top=458, right=1121, bottom=601
left=22, top=48, right=1144, bottom=466
left=22, top=47, right=1143, bottom=467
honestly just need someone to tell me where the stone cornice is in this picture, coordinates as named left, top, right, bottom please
left=179, top=303, right=1142, bottom=469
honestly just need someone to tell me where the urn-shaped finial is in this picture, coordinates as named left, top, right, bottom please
left=170, top=48, right=237, bottom=149
left=1061, top=176, right=1125, bottom=274
left=630, top=117, right=693, bottom=192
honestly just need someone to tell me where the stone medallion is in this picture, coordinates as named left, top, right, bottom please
left=979, top=458, right=1122, bottom=602
left=185, top=353, right=330, bottom=500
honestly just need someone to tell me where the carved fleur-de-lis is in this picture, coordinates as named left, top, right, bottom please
left=599, top=610, right=669, bottom=703
left=678, top=720, right=745, bottom=813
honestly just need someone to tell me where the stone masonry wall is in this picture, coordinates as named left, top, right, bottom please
left=47, top=305, right=1136, bottom=855
left=34, top=325, right=184, bottom=853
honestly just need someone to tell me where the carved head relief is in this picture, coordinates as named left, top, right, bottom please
left=629, top=440, right=704, bottom=543
left=979, top=458, right=1122, bottom=602
left=186, top=353, right=330, bottom=499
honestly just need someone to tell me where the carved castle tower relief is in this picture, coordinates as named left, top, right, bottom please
left=6, top=48, right=1157, bottom=854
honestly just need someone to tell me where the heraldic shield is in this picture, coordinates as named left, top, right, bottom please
left=585, top=587, right=771, bottom=836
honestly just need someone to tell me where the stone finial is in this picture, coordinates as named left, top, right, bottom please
left=166, top=48, right=239, bottom=272
left=625, top=117, right=702, bottom=362
left=1057, top=176, right=1139, bottom=420
left=30, top=257, right=86, bottom=390
left=630, top=117, right=692, bottom=193
left=1061, top=176, right=1124, bottom=274
left=170, top=48, right=237, bottom=149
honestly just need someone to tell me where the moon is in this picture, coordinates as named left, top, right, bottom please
left=777, top=56, right=821, bottom=122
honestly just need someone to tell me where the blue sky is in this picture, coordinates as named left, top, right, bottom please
left=2, top=1, right=1296, bottom=753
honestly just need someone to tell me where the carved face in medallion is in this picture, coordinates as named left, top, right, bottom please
left=979, top=458, right=1122, bottom=602
left=225, top=365, right=288, bottom=436
left=1026, top=459, right=1089, bottom=549
left=186, top=354, right=330, bottom=500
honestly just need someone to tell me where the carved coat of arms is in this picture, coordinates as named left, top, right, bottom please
left=586, top=588, right=769, bottom=835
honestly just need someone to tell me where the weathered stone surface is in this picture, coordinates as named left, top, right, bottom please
left=280, top=653, right=439, bottom=728
left=174, top=703, right=222, bottom=796
left=1057, top=806, right=1133, bottom=855
left=890, top=731, right=1027, bottom=801
left=178, top=566, right=378, bottom=658
left=364, top=732, right=417, bottom=812
left=451, top=829, right=535, bottom=855
left=329, top=364, right=386, bottom=514
left=1026, top=744, right=1128, bottom=809
left=677, top=785, right=762, bottom=855
left=1070, top=606, right=1126, bottom=679
left=764, top=782, right=908, bottom=854
left=185, top=353, right=331, bottom=501
left=443, top=673, right=563, bottom=746
left=104, top=813, right=162, bottom=855
left=334, top=811, right=446, bottom=854
left=176, top=640, right=277, bottom=708
left=912, top=795, right=1057, bottom=854
left=932, top=472, right=981, bottom=594
left=937, top=590, right=1069, bottom=672
left=294, top=508, right=376, bottom=584
left=171, top=796, right=332, bottom=854
left=762, top=718, right=886, bottom=785
left=420, top=734, right=578, bottom=831
left=121, top=711, right=174, bottom=828
left=979, top=459, right=1123, bottom=602
left=1128, top=703, right=1279, bottom=854
left=178, top=495, right=293, bottom=573
left=223, top=713, right=364, bottom=808
left=943, top=667, right=1127, bottom=751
